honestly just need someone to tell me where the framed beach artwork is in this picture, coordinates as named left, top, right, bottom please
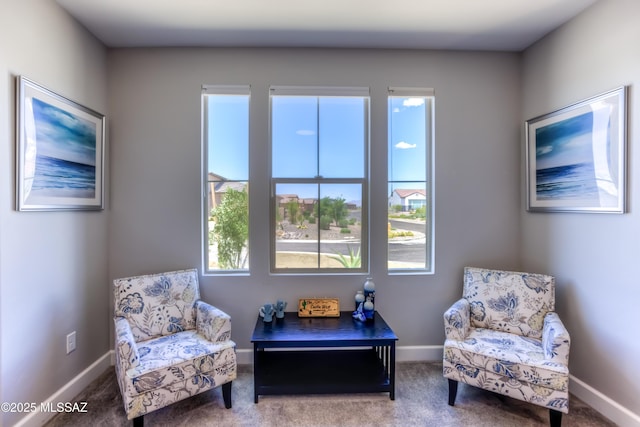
left=16, top=76, right=105, bottom=211
left=526, top=86, right=627, bottom=213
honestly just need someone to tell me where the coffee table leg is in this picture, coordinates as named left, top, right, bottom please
left=253, top=344, right=259, bottom=403
left=390, top=342, right=396, bottom=400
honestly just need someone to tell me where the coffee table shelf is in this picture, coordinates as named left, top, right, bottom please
left=251, top=311, right=398, bottom=403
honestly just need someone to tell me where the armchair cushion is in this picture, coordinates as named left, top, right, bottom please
left=463, top=267, right=555, bottom=339
left=444, top=328, right=569, bottom=391
left=114, top=269, right=200, bottom=342
left=126, top=331, right=236, bottom=394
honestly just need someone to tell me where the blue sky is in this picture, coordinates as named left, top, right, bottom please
left=208, top=95, right=249, bottom=180
left=271, top=97, right=365, bottom=180
left=32, top=97, right=97, bottom=166
left=389, top=96, right=427, bottom=184
left=208, top=94, right=428, bottom=202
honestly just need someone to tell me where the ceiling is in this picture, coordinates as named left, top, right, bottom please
left=56, top=0, right=598, bottom=51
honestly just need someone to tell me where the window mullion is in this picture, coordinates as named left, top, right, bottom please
left=316, top=183, right=321, bottom=268
left=316, top=97, right=321, bottom=178
left=315, top=97, right=320, bottom=268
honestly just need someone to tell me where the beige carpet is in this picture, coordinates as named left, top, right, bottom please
left=45, top=362, right=614, bottom=427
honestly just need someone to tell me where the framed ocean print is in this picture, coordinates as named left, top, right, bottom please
left=16, top=76, right=105, bottom=211
left=526, top=86, right=627, bottom=213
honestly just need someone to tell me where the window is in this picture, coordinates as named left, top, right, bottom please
left=202, top=85, right=250, bottom=273
left=388, top=88, right=434, bottom=272
left=270, top=86, right=369, bottom=273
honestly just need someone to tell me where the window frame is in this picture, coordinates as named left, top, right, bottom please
left=269, top=86, right=370, bottom=274
left=201, top=84, right=251, bottom=275
left=387, top=87, right=435, bottom=274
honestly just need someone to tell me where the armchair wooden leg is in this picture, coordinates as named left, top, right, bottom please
left=133, top=415, right=143, bottom=427
left=222, top=381, right=233, bottom=409
left=447, top=379, right=458, bottom=406
left=549, top=409, right=562, bottom=427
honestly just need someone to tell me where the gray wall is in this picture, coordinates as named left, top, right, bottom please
left=107, top=48, right=522, bottom=351
left=521, top=0, right=640, bottom=420
left=0, top=1, right=110, bottom=426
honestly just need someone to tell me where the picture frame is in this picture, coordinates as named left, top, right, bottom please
left=16, top=76, right=106, bottom=211
left=526, top=86, right=627, bottom=213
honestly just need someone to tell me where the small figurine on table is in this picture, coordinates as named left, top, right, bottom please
left=352, top=302, right=366, bottom=322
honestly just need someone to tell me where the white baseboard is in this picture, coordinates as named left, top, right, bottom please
left=570, top=374, right=640, bottom=427
left=237, top=348, right=252, bottom=365
left=395, top=345, right=443, bottom=362
left=17, top=346, right=638, bottom=427
left=14, top=352, right=112, bottom=427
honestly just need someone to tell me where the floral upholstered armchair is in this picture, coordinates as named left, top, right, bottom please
left=443, top=267, right=570, bottom=427
left=113, top=269, right=237, bottom=426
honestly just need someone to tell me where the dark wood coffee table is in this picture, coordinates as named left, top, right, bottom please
left=250, top=311, right=398, bottom=403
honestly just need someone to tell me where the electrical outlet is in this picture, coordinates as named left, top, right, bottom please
left=66, top=331, right=76, bottom=354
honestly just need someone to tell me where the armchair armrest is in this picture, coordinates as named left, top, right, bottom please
left=444, top=298, right=470, bottom=341
left=196, top=300, right=232, bottom=343
left=542, top=312, right=570, bottom=365
left=114, top=316, right=140, bottom=369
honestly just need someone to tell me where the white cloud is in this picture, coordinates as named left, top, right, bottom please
left=296, top=129, right=316, bottom=136
left=395, top=141, right=416, bottom=149
left=403, top=98, right=425, bottom=107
